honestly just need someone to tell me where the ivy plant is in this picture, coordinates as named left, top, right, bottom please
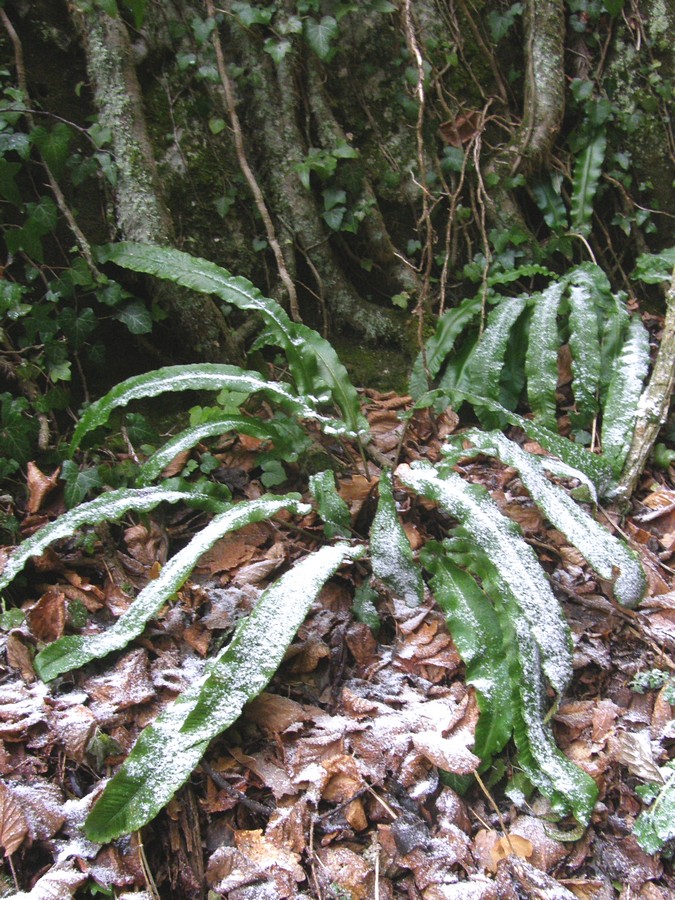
left=0, top=243, right=648, bottom=843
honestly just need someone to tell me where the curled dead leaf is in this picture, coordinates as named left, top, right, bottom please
left=0, top=781, right=27, bottom=856
left=26, top=462, right=60, bottom=515
left=490, top=833, right=533, bottom=870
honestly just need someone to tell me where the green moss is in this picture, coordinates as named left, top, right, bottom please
left=331, top=335, right=413, bottom=393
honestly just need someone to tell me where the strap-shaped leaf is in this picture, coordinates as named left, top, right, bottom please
left=601, top=314, right=650, bottom=477
left=421, top=543, right=513, bottom=764
left=408, top=296, right=481, bottom=399
left=531, top=175, right=569, bottom=233
left=137, top=415, right=286, bottom=486
left=451, top=389, right=615, bottom=494
left=99, top=243, right=368, bottom=437
left=83, top=542, right=364, bottom=842
left=567, top=270, right=602, bottom=428
left=396, top=462, right=572, bottom=695
left=292, top=321, right=369, bottom=437
left=499, top=589, right=598, bottom=824
left=570, top=131, right=606, bottom=236
left=34, top=496, right=309, bottom=682
left=460, top=296, right=527, bottom=427
left=371, top=470, right=424, bottom=607
left=459, top=430, right=646, bottom=607
left=308, top=469, right=351, bottom=538
left=0, top=485, right=227, bottom=595
left=69, top=364, right=343, bottom=456
left=634, top=762, right=675, bottom=853
left=526, top=282, right=564, bottom=432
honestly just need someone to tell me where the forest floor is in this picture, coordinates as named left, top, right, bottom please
left=1, top=389, right=674, bottom=900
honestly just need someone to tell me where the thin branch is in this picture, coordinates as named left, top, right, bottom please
left=206, top=0, right=301, bottom=322
left=614, top=269, right=675, bottom=504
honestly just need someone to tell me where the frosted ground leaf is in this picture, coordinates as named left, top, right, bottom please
left=84, top=542, right=365, bottom=842
left=34, top=496, right=310, bottom=682
left=396, top=462, right=573, bottom=695
left=0, top=486, right=226, bottom=594
left=457, top=431, right=646, bottom=607
left=370, top=470, right=424, bottom=607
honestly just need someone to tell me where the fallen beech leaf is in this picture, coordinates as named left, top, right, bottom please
left=337, top=474, right=377, bottom=503
left=411, top=726, right=480, bottom=775
left=6, top=633, right=35, bottom=682
left=26, top=462, right=60, bottom=514
left=317, top=846, right=372, bottom=900
left=26, top=588, right=67, bottom=643
left=611, top=730, right=664, bottom=783
left=439, top=110, right=481, bottom=146
left=0, top=782, right=27, bottom=856
left=510, top=815, right=568, bottom=872
left=491, top=833, right=534, bottom=870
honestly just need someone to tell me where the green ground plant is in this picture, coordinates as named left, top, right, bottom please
left=0, top=243, right=651, bottom=845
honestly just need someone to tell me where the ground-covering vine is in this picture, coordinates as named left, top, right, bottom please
left=0, top=243, right=655, bottom=848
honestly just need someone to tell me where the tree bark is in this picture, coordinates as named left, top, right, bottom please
left=72, top=4, right=241, bottom=362
left=613, top=270, right=675, bottom=504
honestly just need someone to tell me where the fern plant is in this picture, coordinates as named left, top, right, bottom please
left=409, top=252, right=672, bottom=500
left=0, top=243, right=647, bottom=843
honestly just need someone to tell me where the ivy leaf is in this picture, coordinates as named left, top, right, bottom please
left=61, top=460, right=104, bottom=508
left=114, top=300, right=153, bottom=334
left=32, top=123, right=74, bottom=180
left=304, top=16, right=339, bottom=62
left=231, top=1, right=274, bottom=27
left=263, top=38, right=291, bottom=63
left=633, top=247, right=675, bottom=284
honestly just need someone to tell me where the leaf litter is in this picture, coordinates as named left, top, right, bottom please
left=0, top=391, right=673, bottom=897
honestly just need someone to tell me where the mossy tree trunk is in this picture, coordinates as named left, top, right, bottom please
left=1, top=0, right=673, bottom=456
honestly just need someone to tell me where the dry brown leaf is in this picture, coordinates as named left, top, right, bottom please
left=439, top=110, right=481, bottom=146
left=510, top=816, right=568, bottom=872
left=26, top=461, right=60, bottom=514
left=5, top=632, right=35, bottom=682
left=49, top=703, right=97, bottom=761
left=491, top=833, right=533, bottom=870
left=245, top=692, right=313, bottom=736
left=160, top=448, right=191, bottom=478
left=610, top=730, right=664, bottom=783
left=0, top=781, right=27, bottom=856
left=124, top=520, right=169, bottom=568
left=11, top=780, right=65, bottom=841
left=235, top=828, right=304, bottom=883
left=84, top=649, right=155, bottom=717
left=321, top=754, right=364, bottom=804
left=316, top=846, right=373, bottom=900
left=412, top=727, right=480, bottom=775
left=26, top=587, right=67, bottom=643
left=195, top=522, right=270, bottom=574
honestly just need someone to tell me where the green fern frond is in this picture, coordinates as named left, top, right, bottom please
left=601, top=314, right=651, bottom=477
left=526, top=282, right=564, bottom=432
left=570, top=131, right=606, bottom=236
left=84, top=542, right=364, bottom=843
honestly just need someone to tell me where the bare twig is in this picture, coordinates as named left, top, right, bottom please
left=206, top=0, right=301, bottom=322
left=614, top=268, right=675, bottom=504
